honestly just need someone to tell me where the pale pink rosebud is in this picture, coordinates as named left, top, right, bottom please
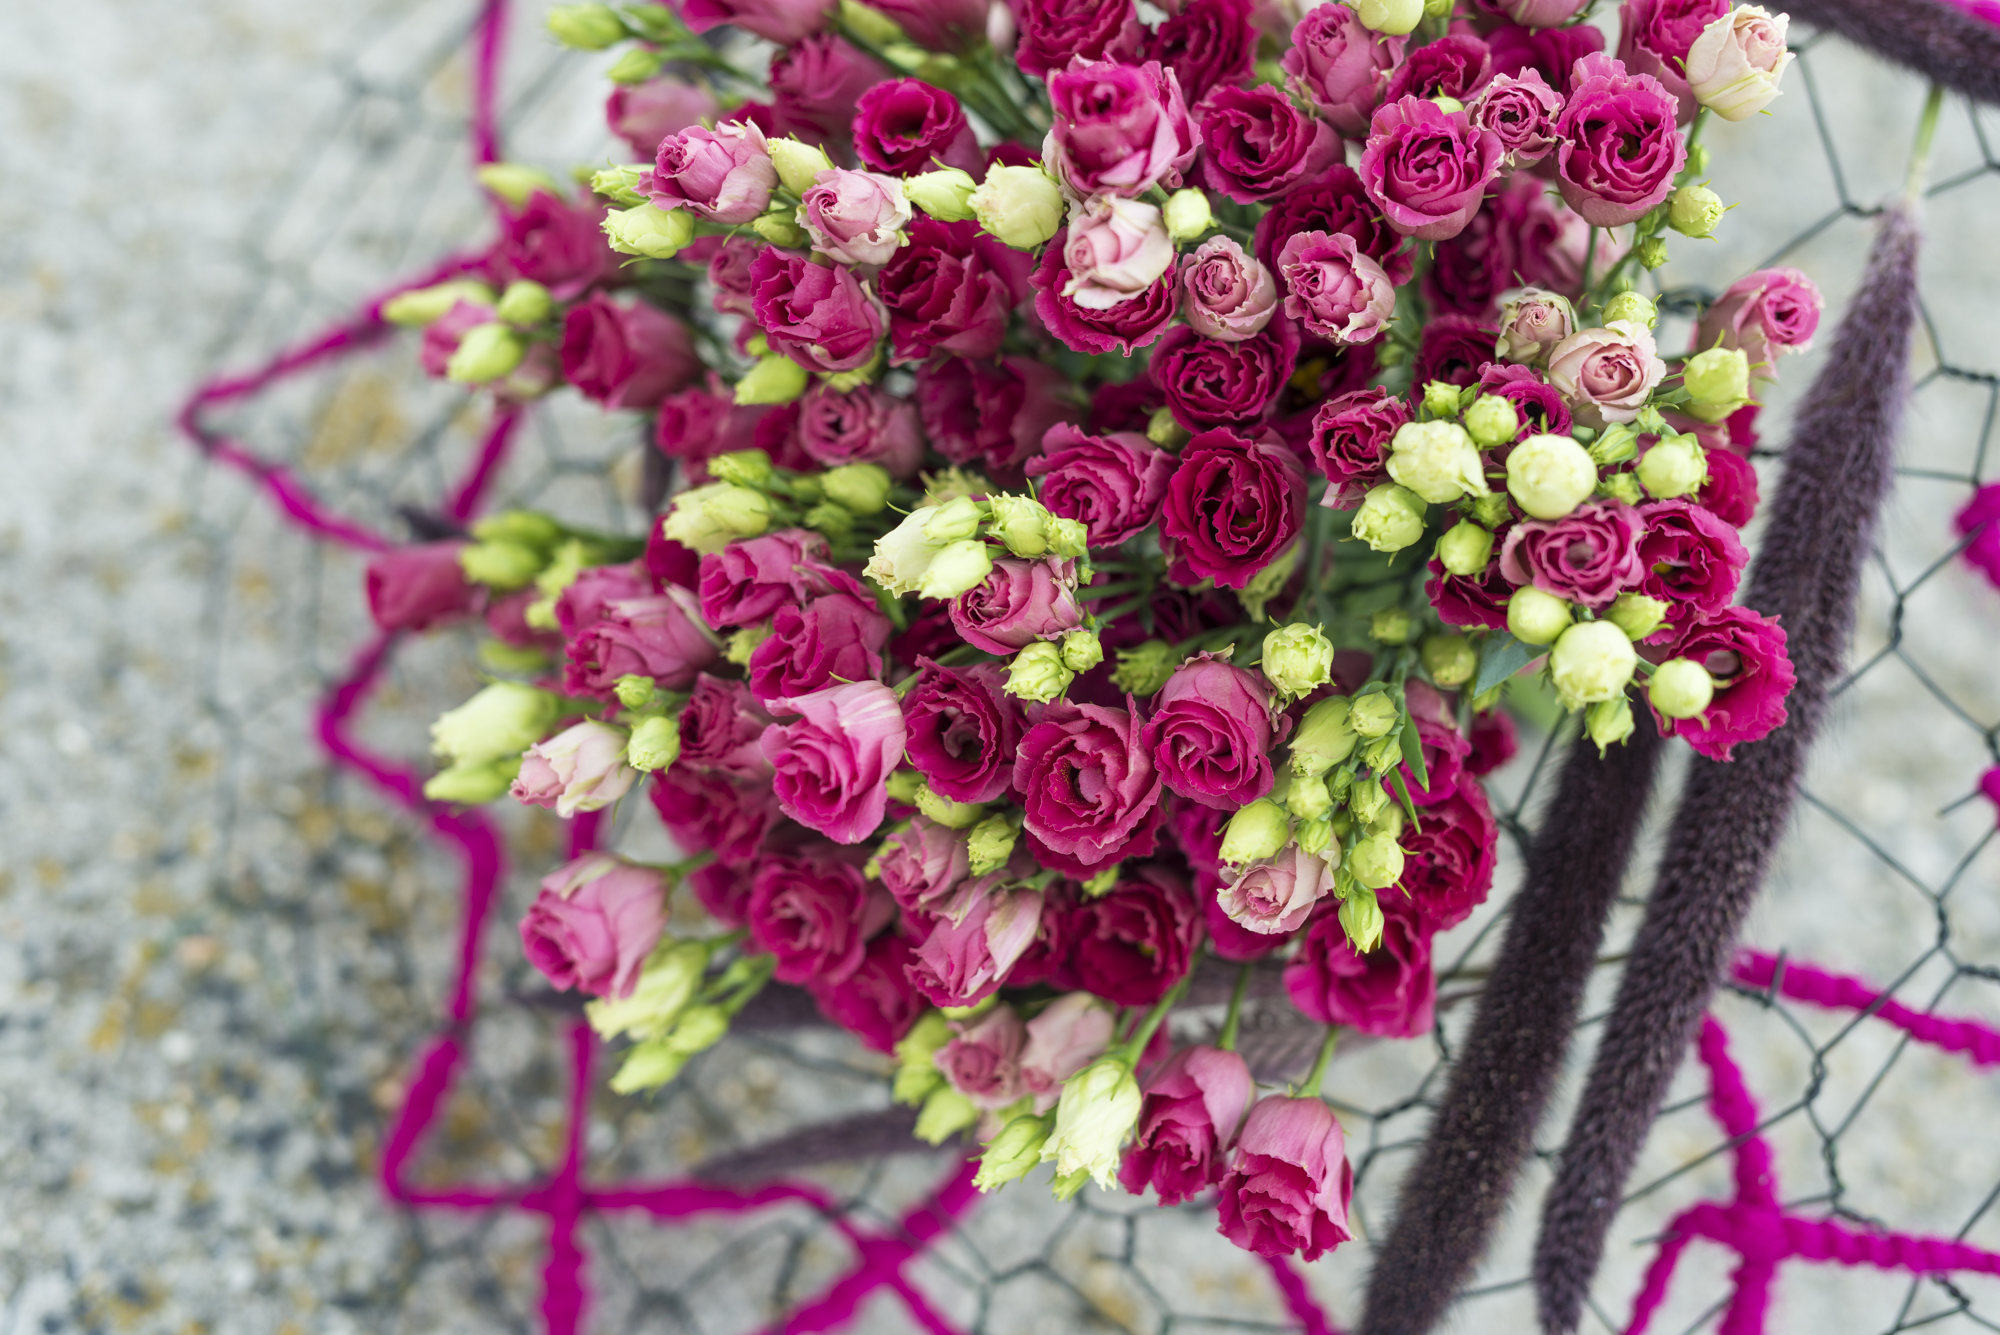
left=799, top=168, right=913, bottom=268
left=1218, top=845, right=1338, bottom=935
left=647, top=120, right=776, bottom=226
left=1276, top=229, right=1396, bottom=345
left=935, top=1006, right=1030, bottom=1109
left=1685, top=5, right=1792, bottom=122
left=1545, top=319, right=1667, bottom=427
left=1061, top=197, right=1175, bottom=311
left=1018, top=993, right=1116, bottom=1109
left=1180, top=236, right=1278, bottom=342
left=519, top=853, right=668, bottom=999
left=511, top=719, right=638, bottom=817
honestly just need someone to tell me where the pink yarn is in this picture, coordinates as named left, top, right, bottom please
left=1941, top=0, right=2000, bottom=25
left=1263, top=1254, right=1345, bottom=1335
left=1731, top=950, right=2000, bottom=1068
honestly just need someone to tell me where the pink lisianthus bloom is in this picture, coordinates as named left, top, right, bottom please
left=1277, top=230, right=1397, bottom=345
left=806, top=932, right=924, bottom=1054
left=748, top=247, right=887, bottom=374
left=852, top=79, right=981, bottom=175
left=1284, top=904, right=1437, bottom=1038
left=647, top=120, right=777, bottom=226
left=607, top=78, right=720, bottom=159
left=1635, top=498, right=1750, bottom=626
left=365, top=541, right=478, bottom=632
left=1469, top=69, right=1565, bottom=166
left=799, top=168, right=911, bottom=267
left=1143, top=653, right=1282, bottom=810
left=901, top=661, right=1027, bottom=804
left=1061, top=196, right=1176, bottom=310
left=1158, top=427, right=1305, bottom=589
left=697, top=528, right=854, bottom=629
left=1118, top=1045, right=1255, bottom=1205
left=874, top=816, right=974, bottom=918
left=746, top=850, right=893, bottom=986
left=1694, top=267, right=1823, bottom=381
left=1216, top=1094, right=1355, bottom=1260
left=1308, top=386, right=1411, bottom=508
left=1498, top=499, right=1649, bottom=610
left=1649, top=605, right=1795, bottom=760
left=1617, top=0, right=1732, bottom=121
left=1545, top=319, right=1667, bottom=427
left=1017, top=992, right=1116, bottom=1107
left=676, top=674, right=772, bottom=780
left=1281, top=2, right=1405, bottom=138
left=949, top=557, right=1085, bottom=656
left=1198, top=83, right=1343, bottom=204
left=747, top=592, right=893, bottom=707
left=1014, top=700, right=1165, bottom=877
left=796, top=384, right=925, bottom=478
left=1358, top=96, right=1504, bottom=242
left=1027, top=424, right=1177, bottom=548
left=679, top=0, right=836, bottom=45
left=563, top=584, right=722, bottom=700
left=1553, top=53, right=1686, bottom=228
left=759, top=680, right=908, bottom=845
left=1400, top=780, right=1501, bottom=929
left=935, top=1005, right=1031, bottom=1108
left=1043, top=57, right=1196, bottom=198
left=511, top=720, right=637, bottom=817
left=907, top=880, right=1047, bottom=1005
left=1179, top=236, right=1279, bottom=342
left=560, top=293, right=702, bottom=411
left=519, top=853, right=668, bottom=999
left=1218, top=846, right=1337, bottom=935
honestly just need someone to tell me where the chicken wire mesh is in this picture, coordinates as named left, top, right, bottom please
left=160, top=2, right=2000, bottom=1332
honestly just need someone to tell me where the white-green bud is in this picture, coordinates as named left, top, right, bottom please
left=1506, top=585, right=1574, bottom=646
left=1649, top=657, right=1716, bottom=719
left=1423, top=633, right=1477, bottom=688
left=1436, top=520, right=1495, bottom=577
left=459, top=539, right=544, bottom=589
left=382, top=279, right=496, bottom=327
left=1462, top=394, right=1520, bottom=448
left=1636, top=434, right=1708, bottom=499
left=447, top=323, right=526, bottom=383
left=627, top=716, right=682, bottom=772
left=1389, top=421, right=1489, bottom=504
left=1669, top=184, right=1727, bottom=239
left=1220, top=798, right=1291, bottom=865
left=1352, top=482, right=1428, bottom=554
left=1356, top=0, right=1424, bottom=36
left=431, top=681, right=560, bottom=765
left=1005, top=641, right=1074, bottom=704
left=590, top=164, right=649, bottom=206
left=1287, top=773, right=1334, bottom=822
left=749, top=210, right=809, bottom=248
left=975, top=1114, right=1052, bottom=1192
left=966, top=814, right=1020, bottom=876
left=988, top=492, right=1054, bottom=557
left=1348, top=776, right=1389, bottom=826
left=1422, top=380, right=1465, bottom=420
left=1290, top=696, right=1357, bottom=776
left=917, top=539, right=994, bottom=600
left=1348, top=832, right=1406, bottom=891
left=821, top=462, right=892, bottom=515
left=892, top=1011, right=953, bottom=1105
left=923, top=495, right=985, bottom=542
left=1061, top=628, right=1104, bottom=673
left=1262, top=622, right=1335, bottom=697
left=905, top=168, right=979, bottom=222
left=584, top=940, right=709, bottom=1041
left=1601, top=290, right=1658, bottom=329
left=1506, top=433, right=1599, bottom=519
left=768, top=137, right=835, bottom=195
left=914, top=1086, right=980, bottom=1144
left=734, top=354, right=810, bottom=406
left=1370, top=607, right=1413, bottom=645
left=1605, top=591, right=1671, bottom=642
left=1339, top=888, right=1385, bottom=952
left=1549, top=620, right=1638, bottom=709
left=1047, top=516, right=1089, bottom=559
left=495, top=280, right=554, bottom=327
left=1682, top=347, right=1752, bottom=424
left=476, top=162, right=565, bottom=207
left=604, top=202, right=695, bottom=259
left=1111, top=641, right=1178, bottom=696
left=968, top=165, right=1063, bottom=250
left=1349, top=692, right=1400, bottom=739
left=660, top=482, right=773, bottom=554
left=604, top=45, right=663, bottom=84
left=1295, top=817, right=1335, bottom=858
left=708, top=449, right=773, bottom=489
left=1041, top=1057, right=1142, bottom=1189
left=607, top=1003, right=729, bottom=1094
left=1163, top=187, right=1213, bottom=241
left=422, top=760, right=517, bottom=805
left=914, top=781, right=985, bottom=829
left=547, top=3, right=628, bottom=49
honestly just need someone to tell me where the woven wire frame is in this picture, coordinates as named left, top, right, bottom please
left=179, top=5, right=2000, bottom=1332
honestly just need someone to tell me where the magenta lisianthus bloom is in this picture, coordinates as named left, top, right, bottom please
left=1487, top=17, right=1606, bottom=95
left=1218, top=846, right=1336, bottom=935
left=769, top=34, right=889, bottom=145
left=1216, top=1094, right=1355, bottom=1261
left=1254, top=163, right=1413, bottom=286
left=799, top=168, right=911, bottom=267
left=689, top=862, right=753, bottom=928
left=748, top=592, right=893, bottom=706
left=1277, top=230, right=1397, bottom=345
left=1697, top=446, right=1760, bottom=528
left=759, top=680, right=907, bottom=845
left=564, top=586, right=722, bottom=699
left=1553, top=53, right=1686, bottom=228
left=875, top=816, right=974, bottom=917
left=519, top=853, right=667, bottom=999
left=1198, top=84, right=1342, bottom=204
left=1159, top=427, right=1305, bottom=589
left=915, top=356, right=1081, bottom=478
left=676, top=674, right=772, bottom=780
left=852, top=79, right=980, bottom=175
left=607, top=78, right=721, bottom=159
left=649, top=763, right=784, bottom=865
left=792, top=384, right=922, bottom=478
left=1308, top=387, right=1411, bottom=508
left=1358, top=96, right=1504, bottom=242
left=492, top=192, right=619, bottom=301
left=1469, top=68, right=1564, bottom=167
left=555, top=565, right=653, bottom=647
left=1143, top=653, right=1281, bottom=809
left=1383, top=33, right=1493, bottom=103
left=366, top=542, right=477, bottom=632
left=1498, top=499, right=1648, bottom=610
left=902, top=662, right=1026, bottom=805
left=560, top=294, right=701, bottom=410
left=1152, top=320, right=1299, bottom=432
left=748, top=247, right=886, bottom=375
left=936, top=1005, right=1031, bottom=1108
left=1027, top=424, right=1176, bottom=547
left=1015, top=700, right=1165, bottom=876
left=704, top=238, right=762, bottom=320
left=696, top=528, right=853, bottom=628
left=1617, top=0, right=1730, bottom=121
left=1146, top=0, right=1257, bottom=103
left=1032, top=228, right=1179, bottom=357
left=1467, top=707, right=1519, bottom=777
left=1398, top=678, right=1473, bottom=808
left=878, top=217, right=1032, bottom=365
left=1427, top=547, right=1513, bottom=629
left=1651, top=606, right=1795, bottom=760
left=1064, top=866, right=1201, bottom=1005
left=1634, top=498, right=1749, bottom=625
left=907, top=881, right=1047, bottom=1005
left=747, top=849, right=892, bottom=985
left=1178, top=236, right=1278, bottom=342
left=1477, top=361, right=1573, bottom=439
left=1118, top=1045, right=1255, bottom=1205
left=1401, top=781, right=1500, bottom=929
left=512, top=720, right=637, bottom=817
left=1957, top=483, right=2000, bottom=589
left=679, top=0, right=835, bottom=44
left=1284, top=903, right=1436, bottom=1038
left=1043, top=57, right=1196, bottom=198
left=648, top=120, right=776, bottom=226
left=867, top=0, right=990, bottom=50
left=1546, top=319, right=1666, bottom=426
left=949, top=557, right=1085, bottom=656
left=1062, top=196, right=1176, bottom=309
left=1013, top=0, right=1143, bottom=85
left=807, top=931, right=924, bottom=1054
left=1282, top=3, right=1405, bottom=138
left=1694, top=267, right=1823, bottom=381
left=1503, top=0, right=1591, bottom=25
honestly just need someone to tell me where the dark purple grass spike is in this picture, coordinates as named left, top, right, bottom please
left=1783, top=0, right=2000, bottom=108
left=691, top=1106, right=930, bottom=1180
left=1357, top=712, right=1664, bottom=1335
left=1531, top=203, right=1921, bottom=1335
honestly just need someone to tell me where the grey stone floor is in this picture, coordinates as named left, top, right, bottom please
left=4, top=3, right=2000, bottom=1332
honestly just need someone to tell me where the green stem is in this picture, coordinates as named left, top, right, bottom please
left=1217, top=963, right=1253, bottom=1052
left=1122, top=972, right=1191, bottom=1063
left=1677, top=108, right=1710, bottom=183
left=1299, top=1024, right=1341, bottom=1095
left=1907, top=84, right=1947, bottom=202
left=1579, top=228, right=1600, bottom=305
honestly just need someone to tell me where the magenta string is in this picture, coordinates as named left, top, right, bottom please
left=448, top=403, right=523, bottom=522
left=1263, top=1254, right=1343, bottom=1335
left=1731, top=950, right=2000, bottom=1068
left=469, top=0, right=509, bottom=167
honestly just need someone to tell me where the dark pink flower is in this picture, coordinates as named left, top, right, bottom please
left=808, top=931, right=924, bottom=1053
left=868, top=0, right=991, bottom=50
left=1282, top=3, right=1405, bottom=138
left=1358, top=96, right=1503, bottom=241
left=1027, top=424, right=1176, bottom=547
left=747, top=592, right=893, bottom=705
left=1503, top=0, right=1591, bottom=23
left=648, top=120, right=777, bottom=225
left=1426, top=545, right=1514, bottom=630
left=1618, top=0, right=1731, bottom=121
left=1469, top=69, right=1565, bottom=166
left=1012, top=0, right=1142, bottom=81
left=878, top=217, right=1032, bottom=365
left=679, top=0, right=835, bottom=44
left=1694, top=268, right=1824, bottom=380
left=1146, top=0, right=1257, bottom=103
left=1118, top=1045, right=1255, bottom=1204
left=1554, top=53, right=1686, bottom=228
left=1651, top=606, right=1794, bottom=760
left=607, top=79, right=720, bottom=159
left=748, top=247, right=886, bottom=374
left=1309, top=387, right=1410, bottom=508
left=1957, top=483, right=2000, bottom=589
left=689, top=861, right=754, bottom=927
left=563, top=584, right=722, bottom=699
left=1015, top=701, right=1165, bottom=876
left=519, top=854, right=667, bottom=999
left=1698, top=445, right=1760, bottom=528
left=1398, top=679, right=1473, bottom=807
left=1152, top=320, right=1299, bottom=432
left=492, top=192, right=618, bottom=301
left=1423, top=173, right=1558, bottom=322
left=1064, top=865, right=1201, bottom=1005
left=1031, top=227, right=1178, bottom=357
left=915, top=356, right=1081, bottom=478
left=706, top=237, right=762, bottom=318
left=796, top=384, right=925, bottom=478
left=749, top=849, right=893, bottom=985
left=1383, top=32, right=1492, bottom=102
left=650, top=760, right=784, bottom=864
left=770, top=34, right=889, bottom=145
left=874, top=816, right=974, bottom=917
left=1477, top=361, right=1573, bottom=439
left=1284, top=902, right=1436, bottom=1038
left=1486, top=17, right=1607, bottom=95
left=1467, top=707, right=1519, bottom=776
left=1198, top=83, right=1342, bottom=204
left=902, top=661, right=1028, bottom=803
left=936, top=1006, right=1030, bottom=1107
left=366, top=542, right=477, bottom=632
left=949, top=557, right=1085, bottom=655
left=1401, top=781, right=1500, bottom=929
left=1159, top=427, right=1305, bottom=589
left=697, top=528, right=854, bottom=628
left=1277, top=230, right=1396, bottom=345
left=657, top=378, right=773, bottom=468
left=1253, top=163, right=1413, bottom=286
left=1144, top=654, right=1280, bottom=809
left=1412, top=313, right=1499, bottom=388
left=1635, top=498, right=1749, bottom=626
left=853, top=79, right=980, bottom=175
left=1044, top=58, right=1197, bottom=198
left=760, top=680, right=907, bottom=844
left=1216, top=1094, right=1355, bottom=1261
left=677, top=674, right=772, bottom=779
left=561, top=294, right=701, bottom=410
left=907, top=881, right=1047, bottom=1005
left=1498, top=499, right=1648, bottom=610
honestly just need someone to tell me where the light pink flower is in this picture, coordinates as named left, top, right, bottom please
left=1218, top=846, right=1337, bottom=935
left=799, top=168, right=911, bottom=267
left=511, top=720, right=636, bottom=817
left=759, top=680, right=907, bottom=845
left=647, top=120, right=776, bottom=226
left=1018, top=992, right=1115, bottom=1108
left=519, top=853, right=668, bottom=999
left=1062, top=197, right=1175, bottom=310
left=1216, top=1095, right=1355, bottom=1260
left=936, top=1006, right=1029, bottom=1108
left=1180, top=236, right=1278, bottom=342
left=1276, top=230, right=1396, bottom=345
left=1545, top=319, right=1666, bottom=426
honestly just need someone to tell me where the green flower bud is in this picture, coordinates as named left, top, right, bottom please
left=1682, top=347, right=1752, bottom=424
left=1339, top=888, right=1385, bottom=952
left=916, top=539, right=994, bottom=600
left=590, top=164, right=649, bottom=207
left=1370, top=607, right=1413, bottom=645
left=893, top=1011, right=954, bottom=1104
left=813, top=465, right=888, bottom=518
left=968, top=164, right=1063, bottom=249
left=1669, top=184, right=1727, bottom=239
left=1507, top=433, right=1598, bottom=519
left=966, top=814, right=1020, bottom=876
left=1366, top=801, right=1405, bottom=840
left=1636, top=434, right=1707, bottom=499
left=734, top=354, right=811, bottom=405
left=1287, top=773, right=1334, bottom=822
left=1163, top=187, right=1213, bottom=241
left=914, top=781, right=985, bottom=829
left=1348, top=832, right=1406, bottom=891
left=724, top=624, right=770, bottom=666
left=914, top=1086, right=980, bottom=1144
left=546, top=4, right=629, bottom=49
left=1349, top=692, right=1400, bottom=739
left=1388, top=421, right=1489, bottom=504
left=1423, top=633, right=1477, bottom=687
left=1061, top=628, right=1104, bottom=673
left=660, top=482, right=773, bottom=554
left=884, top=768, right=926, bottom=805
left=1262, top=622, right=1335, bottom=697
left=475, top=162, right=565, bottom=207
left=382, top=279, right=496, bottom=327
left=1422, top=0, right=1453, bottom=15
left=1291, top=696, right=1357, bottom=776
left=1605, top=591, right=1671, bottom=642
left=1005, top=642, right=1074, bottom=704
left=605, top=45, right=663, bottom=84
left=708, top=450, right=773, bottom=489
left=1600, top=290, right=1658, bottom=330
left=975, top=1114, right=1052, bottom=1192
left=923, top=495, right=985, bottom=542
left=460, top=538, right=544, bottom=589
left=1220, top=798, right=1290, bottom=865
left=768, top=137, right=835, bottom=195
left=1146, top=406, right=1190, bottom=449
left=1589, top=423, right=1642, bottom=467
left=1585, top=695, right=1636, bottom=755
left=603, top=201, right=694, bottom=259
left=839, top=0, right=908, bottom=43
left=988, top=492, right=1054, bottom=556
left=749, top=209, right=809, bottom=248
left=422, top=760, right=517, bottom=804
left=1422, top=379, right=1464, bottom=420
left=615, top=675, right=658, bottom=710
left=1295, top=817, right=1335, bottom=858
left=1349, top=776, right=1390, bottom=827
left=1635, top=235, right=1670, bottom=270
left=1436, top=520, right=1495, bottom=577
left=1549, top=620, right=1638, bottom=709
left=1111, top=640, right=1178, bottom=696
left=473, top=510, right=564, bottom=549
left=1506, top=584, right=1574, bottom=646
left=608, top=1003, right=729, bottom=1095
left=1356, top=0, right=1424, bottom=36
left=1463, top=394, right=1520, bottom=448
left=1042, top=1056, right=1142, bottom=1189
left=1352, top=482, right=1428, bottom=554
left=447, top=323, right=526, bottom=383
left=431, top=681, right=560, bottom=765
left=1046, top=516, right=1089, bottom=559
left=905, top=168, right=979, bottom=222
left=1649, top=657, right=1716, bottom=719
left=584, top=940, right=709, bottom=1041
left=1361, top=732, right=1404, bottom=774
left=627, top=716, right=682, bottom=772
left=495, top=280, right=554, bottom=327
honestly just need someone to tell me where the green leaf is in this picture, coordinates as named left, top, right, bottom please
left=1397, top=711, right=1430, bottom=791
left=1474, top=631, right=1536, bottom=697
left=1386, top=769, right=1422, bottom=834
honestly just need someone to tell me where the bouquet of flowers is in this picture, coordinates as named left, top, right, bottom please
left=365, top=0, right=1815, bottom=1261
